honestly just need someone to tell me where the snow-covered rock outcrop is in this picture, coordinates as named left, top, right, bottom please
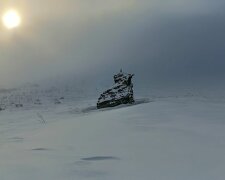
left=97, top=70, right=134, bottom=109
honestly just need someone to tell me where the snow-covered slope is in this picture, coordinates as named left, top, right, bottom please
left=0, top=97, right=225, bottom=180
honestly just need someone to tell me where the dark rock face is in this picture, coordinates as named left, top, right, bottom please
left=0, top=106, right=5, bottom=111
left=15, top=104, right=23, bottom=108
left=97, top=70, right=134, bottom=109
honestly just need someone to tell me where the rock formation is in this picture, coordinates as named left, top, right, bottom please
left=97, top=70, right=134, bottom=109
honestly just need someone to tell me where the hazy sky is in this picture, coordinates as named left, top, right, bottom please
left=0, top=0, right=225, bottom=88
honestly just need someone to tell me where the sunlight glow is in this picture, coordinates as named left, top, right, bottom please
left=2, top=10, right=21, bottom=29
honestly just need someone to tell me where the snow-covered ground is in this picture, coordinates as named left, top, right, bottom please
left=1, top=96, right=225, bottom=180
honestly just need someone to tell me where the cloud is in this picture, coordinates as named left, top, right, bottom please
left=0, top=0, right=224, bottom=88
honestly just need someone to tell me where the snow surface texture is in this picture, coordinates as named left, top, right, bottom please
left=0, top=96, right=225, bottom=180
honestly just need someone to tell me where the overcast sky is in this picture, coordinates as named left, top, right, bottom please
left=0, top=0, right=225, bottom=89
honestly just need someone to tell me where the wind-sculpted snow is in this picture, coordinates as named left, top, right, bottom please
left=0, top=96, right=225, bottom=180
left=82, top=98, right=151, bottom=113
left=81, top=156, right=120, bottom=161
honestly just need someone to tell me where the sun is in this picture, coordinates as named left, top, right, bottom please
left=2, top=9, right=21, bottom=29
